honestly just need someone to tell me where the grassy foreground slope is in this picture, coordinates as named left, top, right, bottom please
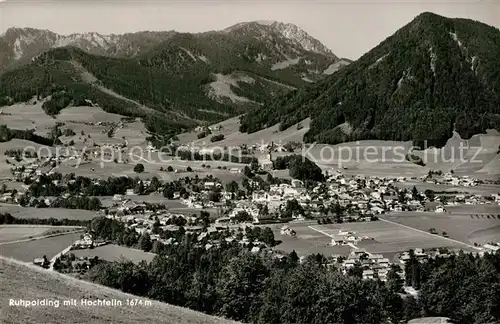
left=0, top=256, right=238, bottom=324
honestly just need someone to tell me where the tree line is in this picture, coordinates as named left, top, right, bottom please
left=0, top=212, right=89, bottom=226
left=83, top=217, right=500, bottom=324
left=0, top=125, right=54, bottom=146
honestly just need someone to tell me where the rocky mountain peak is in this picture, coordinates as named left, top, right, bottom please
left=223, top=20, right=336, bottom=58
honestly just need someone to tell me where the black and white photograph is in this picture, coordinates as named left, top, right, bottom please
left=0, top=0, right=499, bottom=323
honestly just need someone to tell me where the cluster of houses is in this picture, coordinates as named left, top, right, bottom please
left=165, top=169, right=500, bottom=226
left=71, top=233, right=108, bottom=250
left=329, top=229, right=372, bottom=247
left=424, top=173, right=479, bottom=187
left=338, top=249, right=392, bottom=281
left=103, top=210, right=273, bottom=253
left=480, top=243, right=500, bottom=255
left=333, top=245, right=496, bottom=283
left=194, top=124, right=222, bottom=133
left=11, top=161, right=47, bottom=181
left=396, top=245, right=500, bottom=265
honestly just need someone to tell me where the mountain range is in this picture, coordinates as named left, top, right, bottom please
left=2, top=13, right=499, bottom=148
left=0, top=21, right=350, bottom=139
left=240, top=12, right=500, bottom=148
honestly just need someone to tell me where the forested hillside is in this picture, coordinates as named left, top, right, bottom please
left=240, top=12, right=500, bottom=148
left=0, top=22, right=347, bottom=140
left=83, top=217, right=500, bottom=324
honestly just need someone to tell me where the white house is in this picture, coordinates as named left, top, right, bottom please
left=362, top=269, right=375, bottom=280
left=258, top=153, right=273, bottom=171
left=435, top=205, right=446, bottom=213
left=483, top=244, right=500, bottom=253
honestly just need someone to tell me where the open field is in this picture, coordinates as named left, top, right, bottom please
left=0, top=225, right=79, bottom=243
left=2, top=103, right=498, bottom=181
left=0, top=204, right=96, bottom=220
left=99, top=195, right=183, bottom=207
left=395, top=181, right=500, bottom=195
left=0, top=139, right=57, bottom=179
left=383, top=211, right=500, bottom=245
left=57, top=106, right=123, bottom=123
left=133, top=152, right=248, bottom=183
left=0, top=232, right=81, bottom=262
left=0, top=103, right=147, bottom=143
left=445, top=204, right=500, bottom=215
left=0, top=103, right=58, bottom=137
left=0, top=180, right=26, bottom=192
left=71, top=244, right=156, bottom=263
left=55, top=159, right=160, bottom=180
left=411, top=130, right=500, bottom=174
left=317, top=221, right=477, bottom=259
left=53, top=151, right=246, bottom=184
left=176, top=118, right=431, bottom=178
left=175, top=117, right=500, bottom=179
left=175, top=118, right=429, bottom=177
left=477, top=154, right=500, bottom=176
left=0, top=103, right=148, bottom=149
left=467, top=225, right=500, bottom=245
left=268, top=222, right=351, bottom=257
left=99, top=196, right=193, bottom=210
left=270, top=219, right=479, bottom=260
left=176, top=116, right=310, bottom=149
left=0, top=256, right=239, bottom=324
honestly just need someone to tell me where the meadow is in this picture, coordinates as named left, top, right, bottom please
left=0, top=225, right=79, bottom=243
left=269, top=222, right=351, bottom=257
left=269, top=218, right=480, bottom=260
left=71, top=244, right=156, bottom=263
left=0, top=205, right=97, bottom=220
left=382, top=211, right=500, bottom=245
left=0, top=232, right=82, bottom=262
left=318, top=221, right=477, bottom=260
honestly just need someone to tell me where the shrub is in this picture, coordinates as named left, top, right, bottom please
left=210, top=134, right=224, bottom=142
left=63, top=128, right=76, bottom=137
left=197, top=131, right=209, bottom=139
left=405, top=153, right=425, bottom=166
left=134, top=163, right=145, bottom=173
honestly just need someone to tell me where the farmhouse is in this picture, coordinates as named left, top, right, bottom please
left=0, top=192, right=14, bottom=203
left=208, top=125, right=222, bottom=131
left=280, top=225, right=296, bottom=236
left=362, top=269, right=375, bottom=280
left=33, top=257, right=49, bottom=268
left=258, top=153, right=274, bottom=171
left=483, top=244, right=500, bottom=253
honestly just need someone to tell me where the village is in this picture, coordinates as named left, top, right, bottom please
left=1, top=135, right=499, bottom=287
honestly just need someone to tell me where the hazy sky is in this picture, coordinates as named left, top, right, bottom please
left=1, top=0, right=498, bottom=59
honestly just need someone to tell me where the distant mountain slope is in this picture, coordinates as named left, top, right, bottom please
left=240, top=12, right=500, bottom=148
left=0, top=22, right=347, bottom=80
left=0, top=27, right=176, bottom=72
left=0, top=256, right=239, bottom=324
left=0, top=22, right=348, bottom=139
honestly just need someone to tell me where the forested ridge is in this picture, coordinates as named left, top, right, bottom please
left=0, top=25, right=341, bottom=139
left=240, top=12, right=500, bottom=148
